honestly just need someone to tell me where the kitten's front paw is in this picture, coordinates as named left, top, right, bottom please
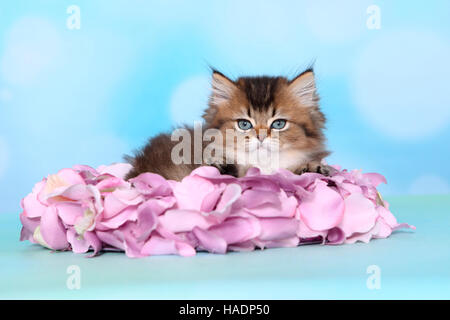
left=294, top=161, right=332, bottom=176
left=208, top=162, right=238, bottom=177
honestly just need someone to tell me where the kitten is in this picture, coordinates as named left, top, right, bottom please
left=125, top=68, right=331, bottom=180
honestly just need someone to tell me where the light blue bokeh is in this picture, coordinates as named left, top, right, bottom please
left=1, top=0, right=449, bottom=214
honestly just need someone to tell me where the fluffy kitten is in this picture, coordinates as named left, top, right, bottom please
left=125, top=68, right=330, bottom=180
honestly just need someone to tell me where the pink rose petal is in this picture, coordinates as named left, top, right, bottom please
left=40, top=206, right=69, bottom=250
left=339, top=193, right=378, bottom=237
left=299, top=180, right=345, bottom=231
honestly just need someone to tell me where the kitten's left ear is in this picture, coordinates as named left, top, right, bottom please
left=288, top=69, right=318, bottom=108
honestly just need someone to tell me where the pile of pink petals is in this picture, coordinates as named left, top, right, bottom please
left=19, top=163, right=414, bottom=258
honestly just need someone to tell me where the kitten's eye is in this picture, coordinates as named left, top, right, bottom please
left=271, top=119, right=287, bottom=130
left=237, top=119, right=253, bottom=130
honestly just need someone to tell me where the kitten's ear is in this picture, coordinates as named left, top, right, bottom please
left=210, top=69, right=236, bottom=106
left=288, top=69, right=318, bottom=108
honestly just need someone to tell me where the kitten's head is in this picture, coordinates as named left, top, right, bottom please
left=203, top=68, right=327, bottom=163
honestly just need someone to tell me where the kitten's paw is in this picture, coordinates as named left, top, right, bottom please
left=208, top=162, right=238, bottom=177
left=294, top=161, right=332, bottom=176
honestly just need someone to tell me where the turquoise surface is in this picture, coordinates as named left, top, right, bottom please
left=1, top=195, right=449, bottom=299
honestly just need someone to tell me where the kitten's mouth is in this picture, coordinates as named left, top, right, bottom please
left=245, top=144, right=279, bottom=154
left=258, top=140, right=279, bottom=151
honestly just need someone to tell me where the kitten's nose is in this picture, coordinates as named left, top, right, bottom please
left=256, top=127, right=267, bottom=142
left=256, top=128, right=267, bottom=142
left=257, top=134, right=265, bottom=142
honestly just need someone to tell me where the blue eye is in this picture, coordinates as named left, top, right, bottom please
left=237, top=119, right=253, bottom=130
left=271, top=119, right=287, bottom=130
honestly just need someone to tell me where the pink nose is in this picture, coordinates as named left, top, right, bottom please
left=255, top=127, right=268, bottom=142
left=257, top=133, right=266, bottom=142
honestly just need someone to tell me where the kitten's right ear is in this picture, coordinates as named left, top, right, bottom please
left=210, top=69, right=236, bottom=106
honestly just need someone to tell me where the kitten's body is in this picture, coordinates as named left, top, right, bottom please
left=125, top=68, right=330, bottom=180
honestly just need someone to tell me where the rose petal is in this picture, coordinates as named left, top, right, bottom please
left=363, top=172, right=387, bottom=187
left=258, top=218, right=298, bottom=241
left=40, top=206, right=69, bottom=250
left=339, top=193, right=378, bottom=237
left=159, top=209, right=211, bottom=233
left=97, top=163, right=133, bottom=179
left=173, top=175, right=216, bottom=211
left=130, top=172, right=172, bottom=197
left=55, top=202, right=84, bottom=225
left=193, top=227, right=227, bottom=254
left=299, top=180, right=345, bottom=231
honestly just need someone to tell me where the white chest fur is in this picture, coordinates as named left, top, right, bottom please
left=236, top=148, right=311, bottom=175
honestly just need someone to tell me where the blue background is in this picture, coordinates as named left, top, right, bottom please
left=1, top=0, right=450, bottom=215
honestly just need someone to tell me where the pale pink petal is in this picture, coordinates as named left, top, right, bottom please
left=372, top=218, right=393, bottom=239
left=363, top=172, right=387, bottom=187
left=141, top=235, right=177, bottom=256
left=289, top=172, right=324, bottom=189
left=96, top=176, right=129, bottom=192
left=97, top=163, right=133, bottom=179
left=67, top=228, right=90, bottom=253
left=141, top=235, right=196, bottom=257
left=209, top=217, right=260, bottom=244
left=376, top=205, right=398, bottom=228
left=20, top=226, right=35, bottom=242
left=244, top=189, right=297, bottom=218
left=175, top=242, right=197, bottom=256
left=96, top=230, right=125, bottom=250
left=206, top=184, right=242, bottom=223
left=200, top=187, right=224, bottom=212
left=22, top=180, right=47, bottom=218
left=120, top=223, right=146, bottom=258
left=339, top=182, right=362, bottom=195
left=338, top=193, right=379, bottom=237
left=55, top=202, right=84, bottom=225
left=40, top=206, right=69, bottom=250
left=297, top=218, right=327, bottom=239
left=72, top=164, right=99, bottom=177
left=173, top=175, right=216, bottom=211
left=112, top=188, right=144, bottom=205
left=19, top=213, right=40, bottom=241
left=134, top=201, right=158, bottom=241
left=240, top=189, right=281, bottom=208
left=56, top=168, right=85, bottom=185
left=103, top=193, right=130, bottom=219
left=258, top=218, right=298, bottom=241
left=100, top=206, right=138, bottom=229
left=130, top=172, right=172, bottom=197
left=102, top=188, right=142, bottom=219
left=239, top=176, right=280, bottom=192
left=46, top=184, right=91, bottom=202
left=159, top=209, right=211, bottom=233
left=299, top=180, right=345, bottom=231
left=190, top=166, right=222, bottom=178
left=193, top=227, right=227, bottom=254
left=393, top=223, right=416, bottom=231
